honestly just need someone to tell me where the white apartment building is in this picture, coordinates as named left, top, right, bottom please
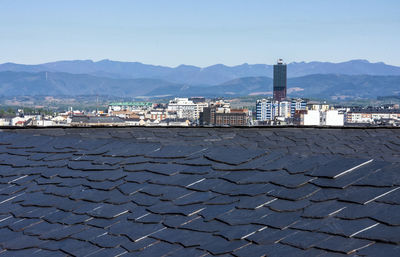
left=324, top=110, right=344, bottom=126
left=167, top=98, right=208, bottom=120
left=303, top=109, right=344, bottom=126
left=303, top=110, right=320, bottom=125
left=256, top=99, right=298, bottom=121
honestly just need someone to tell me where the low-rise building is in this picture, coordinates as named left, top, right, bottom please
left=201, top=106, right=248, bottom=126
left=108, top=102, right=153, bottom=115
left=159, top=118, right=191, bottom=126
left=33, top=119, right=54, bottom=127
left=346, top=108, right=400, bottom=124
left=0, top=114, right=13, bottom=126
left=124, top=118, right=142, bottom=126
left=148, top=109, right=168, bottom=121
left=71, top=116, right=125, bottom=126
left=301, top=109, right=344, bottom=126
left=303, top=110, right=320, bottom=126
left=11, top=116, right=35, bottom=126
left=307, top=102, right=330, bottom=112
left=323, top=110, right=344, bottom=126
left=167, top=98, right=208, bottom=121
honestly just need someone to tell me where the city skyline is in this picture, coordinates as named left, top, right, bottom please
left=0, top=0, right=399, bottom=66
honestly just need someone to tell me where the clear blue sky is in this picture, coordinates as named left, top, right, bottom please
left=0, top=0, right=399, bottom=67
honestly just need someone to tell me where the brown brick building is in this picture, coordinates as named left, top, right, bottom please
left=201, top=107, right=248, bottom=126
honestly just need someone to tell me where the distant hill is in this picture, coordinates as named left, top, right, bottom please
left=1, top=59, right=400, bottom=85
left=1, top=71, right=399, bottom=100
left=0, top=71, right=179, bottom=97
left=146, top=74, right=400, bottom=99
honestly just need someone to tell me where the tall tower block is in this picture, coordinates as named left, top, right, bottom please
left=273, top=59, right=287, bottom=101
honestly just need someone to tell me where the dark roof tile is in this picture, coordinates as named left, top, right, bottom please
left=356, top=242, right=400, bottom=257
left=354, top=223, right=400, bottom=244
left=109, top=221, right=165, bottom=242
left=86, top=203, right=130, bottom=219
left=336, top=202, right=400, bottom=226
left=90, top=247, right=128, bottom=257
left=1, top=128, right=400, bottom=256
left=39, top=224, right=86, bottom=240
left=280, top=230, right=330, bottom=250
left=301, top=200, right=348, bottom=219
left=268, top=199, right=310, bottom=212
left=128, top=241, right=182, bottom=257
left=120, top=237, right=158, bottom=252
left=216, top=207, right=271, bottom=226
left=151, top=227, right=209, bottom=247
left=89, top=233, right=128, bottom=248
left=315, top=217, right=379, bottom=237
left=246, top=227, right=294, bottom=245
left=314, top=235, right=374, bottom=254
left=267, top=183, right=321, bottom=201
left=204, top=146, right=266, bottom=165
left=8, top=218, right=43, bottom=232
left=197, top=235, right=249, bottom=255
left=352, top=163, right=400, bottom=187
left=214, top=224, right=265, bottom=241
left=338, top=186, right=400, bottom=205
left=308, top=157, right=374, bottom=179
left=59, top=238, right=102, bottom=256
left=166, top=247, right=208, bottom=257
left=232, top=243, right=270, bottom=257
left=180, top=217, right=230, bottom=233
left=310, top=160, right=387, bottom=189
left=255, top=211, right=302, bottom=229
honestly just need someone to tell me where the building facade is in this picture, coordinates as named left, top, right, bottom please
left=256, top=99, right=277, bottom=121
left=201, top=107, right=248, bottom=126
left=346, top=108, right=400, bottom=124
left=291, top=99, right=307, bottom=116
left=256, top=98, right=308, bottom=122
left=108, top=102, right=153, bottom=112
left=302, top=109, right=344, bottom=126
left=167, top=98, right=207, bottom=121
left=71, top=116, right=125, bottom=126
left=273, top=59, right=287, bottom=101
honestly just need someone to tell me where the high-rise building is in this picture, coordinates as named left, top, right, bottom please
left=256, top=99, right=278, bottom=121
left=273, top=59, right=287, bottom=101
left=256, top=98, right=308, bottom=122
left=291, top=98, right=307, bottom=116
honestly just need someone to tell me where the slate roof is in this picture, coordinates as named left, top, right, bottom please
left=0, top=127, right=399, bottom=257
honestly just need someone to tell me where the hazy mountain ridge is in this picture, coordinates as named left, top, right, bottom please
left=146, top=74, right=400, bottom=99
left=1, top=59, right=400, bottom=85
left=1, top=71, right=399, bottom=99
left=0, top=71, right=180, bottom=97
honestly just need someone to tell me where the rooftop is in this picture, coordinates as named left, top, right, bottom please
left=349, top=108, right=400, bottom=114
left=71, top=116, right=125, bottom=124
left=109, top=102, right=153, bottom=107
left=0, top=127, right=399, bottom=256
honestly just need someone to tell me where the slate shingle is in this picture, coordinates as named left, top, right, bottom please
left=0, top=127, right=399, bottom=256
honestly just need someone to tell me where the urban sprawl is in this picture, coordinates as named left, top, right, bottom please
left=1, top=59, right=400, bottom=127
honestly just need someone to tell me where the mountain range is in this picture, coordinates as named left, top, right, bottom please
left=0, top=59, right=399, bottom=99
left=1, top=59, right=400, bottom=85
